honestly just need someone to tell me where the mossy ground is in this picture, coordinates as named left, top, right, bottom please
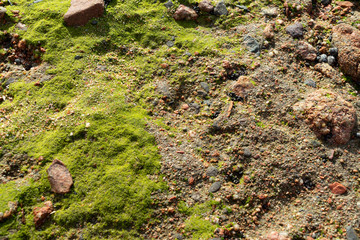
left=0, top=0, right=294, bottom=238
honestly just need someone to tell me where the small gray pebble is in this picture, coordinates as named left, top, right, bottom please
left=164, top=0, right=173, bottom=9
left=206, top=166, right=219, bottom=177
left=356, top=132, right=360, bottom=138
left=304, top=79, right=317, bottom=88
left=214, top=2, right=228, bottom=16
left=166, top=40, right=174, bottom=47
left=209, top=182, right=221, bottom=193
left=319, top=54, right=328, bottom=63
left=243, top=148, right=252, bottom=158
left=200, top=82, right=210, bottom=92
left=327, top=56, right=336, bottom=66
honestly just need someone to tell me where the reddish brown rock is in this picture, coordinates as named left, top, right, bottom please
left=230, top=76, right=253, bottom=100
left=293, top=89, right=357, bottom=145
left=199, top=0, right=214, bottom=13
left=329, top=182, right=347, bottom=195
left=64, top=0, right=104, bottom=26
left=33, top=201, right=53, bottom=228
left=47, top=159, right=73, bottom=194
left=297, top=41, right=317, bottom=61
left=314, top=63, right=338, bottom=78
left=337, top=1, right=354, bottom=9
left=173, top=5, right=198, bottom=21
left=332, top=24, right=360, bottom=82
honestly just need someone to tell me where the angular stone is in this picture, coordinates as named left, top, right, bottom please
left=33, top=201, right=53, bottom=228
left=231, top=76, right=253, bottom=100
left=263, top=24, right=274, bottom=39
left=64, top=0, right=104, bottom=26
left=329, top=182, right=347, bottom=195
left=346, top=225, right=359, bottom=240
left=47, top=159, right=73, bottom=194
left=337, top=1, right=354, bottom=9
left=286, top=22, right=304, bottom=38
left=293, top=89, right=357, bottom=145
left=206, top=166, right=219, bottom=177
left=173, top=5, right=198, bottom=21
left=214, top=2, right=228, bottom=16
left=199, top=0, right=214, bottom=13
left=297, top=41, right=317, bottom=61
left=332, top=24, right=360, bottom=82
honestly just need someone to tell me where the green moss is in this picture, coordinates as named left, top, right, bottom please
left=184, top=216, right=217, bottom=239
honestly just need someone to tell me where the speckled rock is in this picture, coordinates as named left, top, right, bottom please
left=47, top=159, right=73, bottom=194
left=0, top=7, right=6, bottom=19
left=263, top=24, right=274, bottom=39
left=173, top=5, right=198, bottom=21
left=64, top=0, right=104, bottom=26
left=296, top=41, right=317, bottom=61
left=332, top=24, right=360, bottom=82
left=293, top=89, right=357, bottom=145
left=230, top=76, right=253, bottom=100
left=286, top=22, right=304, bottom=38
left=199, top=0, right=214, bottom=13
left=33, top=201, right=53, bottom=228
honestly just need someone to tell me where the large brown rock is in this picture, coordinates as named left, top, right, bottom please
left=173, top=5, right=198, bottom=21
left=293, top=89, right=357, bottom=145
left=64, top=0, right=104, bottom=26
left=332, top=24, right=360, bottom=82
left=33, top=201, right=53, bottom=228
left=47, top=159, right=73, bottom=194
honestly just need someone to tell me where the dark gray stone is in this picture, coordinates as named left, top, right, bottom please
left=209, top=182, right=221, bottom=193
left=200, top=82, right=210, bottom=92
left=329, top=47, right=338, bottom=56
left=206, top=166, right=219, bottom=177
left=214, top=2, right=228, bottom=16
left=286, top=22, right=304, bottom=38
left=164, top=0, right=173, bottom=9
left=174, top=233, right=184, bottom=240
left=166, top=40, right=174, bottom=47
left=321, top=0, right=331, bottom=6
left=304, top=79, right=317, bottom=88
left=346, top=226, right=359, bottom=240
left=243, top=35, right=260, bottom=55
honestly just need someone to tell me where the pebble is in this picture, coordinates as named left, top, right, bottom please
left=174, top=233, right=184, bottom=240
left=346, top=226, right=359, bottom=240
left=166, top=40, right=174, bottom=47
left=329, top=47, right=338, bottom=56
left=91, top=20, right=98, bottom=25
left=214, top=2, right=228, bottom=16
left=164, top=0, right=173, bottom=9
left=209, top=182, right=221, bottom=193
left=206, top=166, right=219, bottom=177
left=356, top=132, right=360, bottom=138
left=327, top=56, right=336, bottom=66
left=304, top=79, right=317, bottom=88
left=243, top=35, right=260, bottom=56
left=286, top=22, right=304, bottom=38
left=200, top=82, right=210, bottom=93
left=262, top=7, right=278, bottom=17
left=319, top=54, right=328, bottom=63
left=243, top=148, right=252, bottom=158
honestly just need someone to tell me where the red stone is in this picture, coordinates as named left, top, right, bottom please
left=173, top=5, right=198, bottom=21
left=64, top=0, right=104, bottom=26
left=33, top=201, right=53, bottom=228
left=329, top=182, right=347, bottom=195
left=47, top=159, right=73, bottom=194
